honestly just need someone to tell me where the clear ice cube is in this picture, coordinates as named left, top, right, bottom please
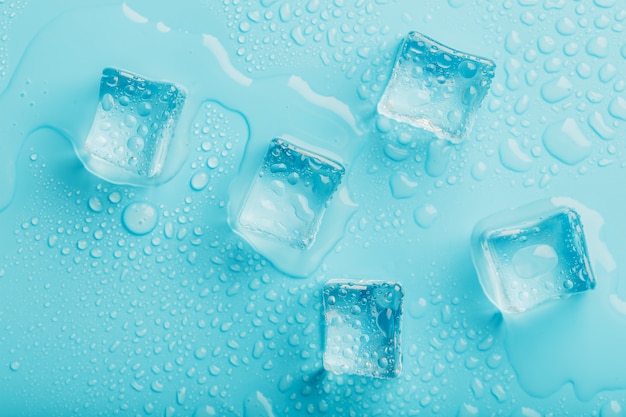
left=322, top=279, right=403, bottom=379
left=471, top=200, right=596, bottom=314
left=238, top=138, right=345, bottom=249
left=377, top=31, right=496, bottom=142
left=84, top=67, right=186, bottom=179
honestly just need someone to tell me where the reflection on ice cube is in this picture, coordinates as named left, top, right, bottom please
left=83, top=67, right=186, bottom=182
left=322, top=279, right=403, bottom=379
left=378, top=31, right=495, bottom=143
left=471, top=200, right=596, bottom=314
left=238, top=138, right=345, bottom=249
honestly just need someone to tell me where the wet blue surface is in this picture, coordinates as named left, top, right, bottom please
left=1, top=1, right=626, bottom=416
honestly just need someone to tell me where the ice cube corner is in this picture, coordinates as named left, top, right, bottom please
left=322, top=279, right=403, bottom=379
left=83, top=67, right=186, bottom=182
left=378, top=31, right=496, bottom=143
left=471, top=200, right=596, bottom=314
left=238, top=138, right=345, bottom=250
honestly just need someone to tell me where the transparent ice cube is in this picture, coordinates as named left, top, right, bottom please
left=322, top=279, right=403, bottom=379
left=378, top=31, right=496, bottom=143
left=471, top=200, right=596, bottom=314
left=238, top=138, right=345, bottom=249
left=84, top=67, right=186, bottom=180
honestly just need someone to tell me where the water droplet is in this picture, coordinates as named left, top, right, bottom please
left=543, top=118, right=592, bottom=165
left=555, top=17, right=576, bottom=35
left=425, top=140, right=452, bottom=177
left=413, top=204, right=438, bottom=229
left=537, top=36, right=556, bottom=54
left=88, top=197, right=103, bottom=212
left=594, top=0, right=616, bottom=7
left=207, top=157, right=219, bottom=169
left=600, top=400, right=624, bottom=417
left=588, top=112, right=615, bottom=140
left=609, top=97, right=626, bottom=120
left=598, top=63, right=617, bottom=83
left=150, top=380, right=164, bottom=393
left=505, top=31, right=522, bottom=54
left=457, top=403, right=479, bottom=417
left=471, top=162, right=487, bottom=181
left=108, top=191, right=122, bottom=204
left=490, top=384, right=507, bottom=402
left=9, top=361, right=20, bottom=371
left=586, top=36, right=609, bottom=58
left=122, top=202, right=158, bottom=235
left=278, top=374, right=293, bottom=392
left=190, top=171, right=209, bottom=191
left=541, top=76, right=573, bottom=103
left=389, top=172, right=418, bottom=199
left=499, top=138, right=533, bottom=172
left=504, top=58, right=522, bottom=90
left=176, top=387, right=187, bottom=405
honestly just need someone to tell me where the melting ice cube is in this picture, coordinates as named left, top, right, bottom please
left=322, top=279, right=403, bottom=379
left=471, top=200, right=596, bottom=314
left=238, top=138, right=344, bottom=249
left=83, top=67, right=186, bottom=182
left=378, top=31, right=495, bottom=142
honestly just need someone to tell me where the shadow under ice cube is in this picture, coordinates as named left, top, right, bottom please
left=471, top=200, right=596, bottom=314
left=238, top=138, right=344, bottom=249
left=84, top=67, right=186, bottom=181
left=378, top=31, right=495, bottom=142
left=322, top=279, right=403, bottom=379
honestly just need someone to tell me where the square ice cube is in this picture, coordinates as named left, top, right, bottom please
left=84, top=67, right=186, bottom=178
left=238, top=138, right=345, bottom=249
left=471, top=200, right=596, bottom=314
left=377, top=31, right=496, bottom=142
left=322, top=279, right=403, bottom=379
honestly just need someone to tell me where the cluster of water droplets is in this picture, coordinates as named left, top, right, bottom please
left=214, top=0, right=389, bottom=79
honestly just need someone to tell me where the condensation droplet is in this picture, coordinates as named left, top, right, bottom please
left=190, top=171, right=210, bottom=191
left=122, top=202, right=158, bottom=235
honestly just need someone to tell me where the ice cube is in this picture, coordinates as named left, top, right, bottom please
left=322, top=279, right=403, bottom=379
left=83, top=67, right=186, bottom=180
left=238, top=138, right=345, bottom=249
left=378, top=31, right=495, bottom=142
left=471, top=200, right=596, bottom=314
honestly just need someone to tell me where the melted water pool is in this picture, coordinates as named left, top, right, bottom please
left=1, top=0, right=626, bottom=416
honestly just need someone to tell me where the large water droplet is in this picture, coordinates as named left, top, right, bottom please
left=413, top=204, right=438, bottom=229
left=190, top=171, right=209, bottom=191
left=499, top=138, right=533, bottom=172
left=122, top=202, right=158, bottom=235
left=389, top=172, right=418, bottom=199
left=542, top=118, right=592, bottom=165
left=588, top=112, right=615, bottom=140
left=541, top=76, right=573, bottom=103
left=600, top=400, right=624, bottom=417
left=586, top=36, right=609, bottom=58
